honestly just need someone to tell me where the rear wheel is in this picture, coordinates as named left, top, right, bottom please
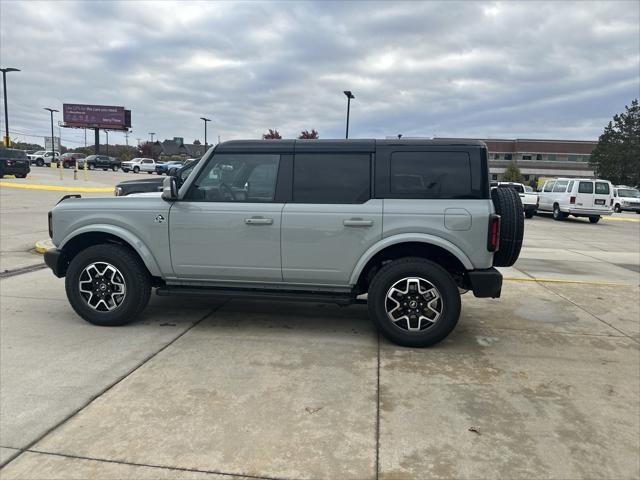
left=525, top=210, right=534, bottom=219
left=147, top=171, right=152, bottom=174
left=589, top=216, right=601, bottom=224
left=36, top=159, right=44, bottom=167
left=112, top=165, right=118, bottom=171
left=65, top=244, right=151, bottom=326
left=491, top=187, right=524, bottom=267
left=614, top=204, right=621, bottom=213
left=16, top=174, right=27, bottom=178
left=552, top=204, right=567, bottom=221
left=88, top=163, right=94, bottom=170
left=368, top=257, right=460, bottom=347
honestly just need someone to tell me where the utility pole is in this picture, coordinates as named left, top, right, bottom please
left=1, top=67, right=20, bottom=146
left=343, top=90, right=355, bottom=139
left=200, top=117, right=211, bottom=147
left=124, top=131, right=129, bottom=147
left=105, top=130, right=109, bottom=155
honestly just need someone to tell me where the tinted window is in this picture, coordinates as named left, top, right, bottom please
left=543, top=181, right=556, bottom=192
left=552, top=180, right=569, bottom=192
left=390, top=151, right=475, bottom=199
left=578, top=181, right=593, bottom=194
left=595, top=182, right=610, bottom=194
left=187, top=154, right=279, bottom=202
left=293, top=153, right=370, bottom=204
left=0, top=149, right=27, bottom=159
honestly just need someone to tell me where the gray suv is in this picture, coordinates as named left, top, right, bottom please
left=45, top=139, right=523, bottom=347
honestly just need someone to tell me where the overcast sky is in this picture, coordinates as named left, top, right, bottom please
left=1, top=0, right=638, bottom=148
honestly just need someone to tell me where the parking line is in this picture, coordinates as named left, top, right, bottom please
left=602, top=216, right=640, bottom=223
left=503, top=276, right=636, bottom=287
left=0, top=182, right=113, bottom=193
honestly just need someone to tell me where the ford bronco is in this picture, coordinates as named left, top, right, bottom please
left=45, top=139, right=524, bottom=347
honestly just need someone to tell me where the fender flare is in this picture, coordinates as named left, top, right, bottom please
left=349, top=233, right=474, bottom=285
left=59, top=224, right=162, bottom=277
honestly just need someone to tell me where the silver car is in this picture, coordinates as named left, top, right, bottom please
left=45, top=139, right=523, bottom=347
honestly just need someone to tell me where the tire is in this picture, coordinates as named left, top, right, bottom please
left=490, top=187, right=524, bottom=267
left=133, top=166, right=140, bottom=173
left=88, top=163, right=94, bottom=170
left=122, top=169, right=129, bottom=173
left=552, top=203, right=567, bottom=221
left=112, top=165, right=118, bottom=171
left=36, top=159, right=44, bottom=167
left=65, top=244, right=151, bottom=327
left=16, top=174, right=27, bottom=178
left=368, top=257, right=461, bottom=347
left=589, top=216, right=601, bottom=224
left=614, top=204, right=621, bottom=213
left=525, top=210, right=534, bottom=219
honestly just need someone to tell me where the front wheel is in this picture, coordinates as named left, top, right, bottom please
left=147, top=171, right=152, bottom=174
left=36, top=159, right=44, bottom=167
left=589, top=216, right=601, bottom=224
left=133, top=166, right=140, bottom=173
left=88, top=163, right=94, bottom=170
left=614, top=204, right=621, bottom=213
left=525, top=210, right=535, bottom=219
left=368, top=257, right=461, bottom=347
left=65, top=244, right=151, bottom=326
left=112, top=165, right=118, bottom=171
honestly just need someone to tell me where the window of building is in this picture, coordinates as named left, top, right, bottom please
left=504, top=153, right=513, bottom=160
left=523, top=174, right=530, bottom=181
left=547, top=154, right=557, bottom=161
left=493, top=153, right=500, bottom=160
left=186, top=153, right=280, bottom=202
left=293, top=153, right=370, bottom=204
left=578, top=181, right=593, bottom=194
left=491, top=174, right=498, bottom=180
left=567, top=155, right=578, bottom=162
left=536, top=154, right=542, bottom=160
left=521, top=155, right=532, bottom=161
left=390, top=151, right=475, bottom=199
left=583, top=155, right=591, bottom=162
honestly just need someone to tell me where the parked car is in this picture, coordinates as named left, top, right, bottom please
left=78, top=155, right=120, bottom=171
left=537, top=177, right=613, bottom=223
left=121, top=158, right=159, bottom=173
left=115, top=159, right=201, bottom=196
left=60, top=152, right=86, bottom=169
left=613, top=186, right=640, bottom=213
left=0, top=148, right=30, bottom=178
left=168, top=158, right=197, bottom=176
left=28, top=150, right=60, bottom=167
left=155, top=160, right=183, bottom=175
left=45, top=139, right=523, bottom=348
left=495, top=182, right=538, bottom=218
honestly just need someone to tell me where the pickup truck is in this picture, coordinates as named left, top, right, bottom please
left=496, top=182, right=538, bottom=218
left=78, top=155, right=120, bottom=171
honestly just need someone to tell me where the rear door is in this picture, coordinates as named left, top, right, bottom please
left=593, top=181, right=612, bottom=211
left=575, top=181, right=595, bottom=210
left=281, top=147, right=382, bottom=285
left=538, top=180, right=556, bottom=211
left=141, top=159, right=155, bottom=172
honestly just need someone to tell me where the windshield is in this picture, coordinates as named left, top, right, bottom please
left=33, top=151, right=45, bottom=155
left=499, top=183, right=524, bottom=193
left=524, top=186, right=533, bottom=193
left=619, top=188, right=640, bottom=198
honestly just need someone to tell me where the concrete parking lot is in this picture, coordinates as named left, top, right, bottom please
left=1, top=168, right=639, bottom=479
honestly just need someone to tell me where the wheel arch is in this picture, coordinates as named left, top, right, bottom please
left=350, top=234, right=473, bottom=292
left=59, top=226, right=162, bottom=277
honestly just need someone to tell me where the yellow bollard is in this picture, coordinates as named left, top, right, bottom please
left=83, top=158, right=88, bottom=181
left=74, top=162, right=78, bottom=181
left=59, top=158, right=63, bottom=180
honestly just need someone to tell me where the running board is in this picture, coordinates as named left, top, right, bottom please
left=155, top=285, right=365, bottom=305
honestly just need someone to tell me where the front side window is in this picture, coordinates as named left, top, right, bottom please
left=186, top=153, right=279, bottom=202
left=595, top=182, right=610, bottom=194
left=578, top=181, right=594, bottom=194
left=543, top=181, right=556, bottom=192
left=552, top=180, right=569, bottom=192
left=293, top=153, right=370, bottom=204
left=390, top=151, right=476, bottom=199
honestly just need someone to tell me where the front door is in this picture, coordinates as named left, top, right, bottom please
left=169, top=152, right=283, bottom=282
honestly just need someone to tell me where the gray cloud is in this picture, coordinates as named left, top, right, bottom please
left=1, top=0, right=638, bottom=148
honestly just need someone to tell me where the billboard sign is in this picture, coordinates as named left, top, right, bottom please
left=63, top=104, right=126, bottom=129
left=44, top=136, right=61, bottom=151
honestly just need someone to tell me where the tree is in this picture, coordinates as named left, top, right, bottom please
left=262, top=129, right=282, bottom=139
left=193, top=139, right=201, bottom=145
left=298, top=129, right=319, bottom=139
left=138, top=141, right=156, bottom=159
left=502, top=161, right=524, bottom=183
left=590, top=99, right=640, bottom=186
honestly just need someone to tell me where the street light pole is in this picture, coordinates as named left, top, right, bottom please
left=343, top=90, right=355, bottom=139
left=149, top=132, right=155, bottom=142
left=1, top=67, right=20, bottom=146
left=200, top=117, right=211, bottom=147
left=43, top=108, right=58, bottom=155
left=105, top=130, right=109, bottom=155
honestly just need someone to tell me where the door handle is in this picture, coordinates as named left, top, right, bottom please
left=343, top=218, right=373, bottom=227
left=244, top=217, right=273, bottom=225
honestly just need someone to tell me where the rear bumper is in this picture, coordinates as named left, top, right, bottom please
left=0, top=165, right=30, bottom=176
left=567, top=208, right=612, bottom=216
left=44, top=248, right=68, bottom=278
left=467, top=268, right=502, bottom=298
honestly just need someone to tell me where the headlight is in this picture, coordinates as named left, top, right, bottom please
left=114, top=187, right=123, bottom=196
left=623, top=201, right=629, bottom=206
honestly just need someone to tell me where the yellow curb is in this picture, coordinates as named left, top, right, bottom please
left=0, top=182, right=112, bottom=193
left=503, top=276, right=636, bottom=287
left=602, top=216, right=640, bottom=223
left=34, top=239, right=54, bottom=254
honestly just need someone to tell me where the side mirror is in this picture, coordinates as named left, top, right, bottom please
left=162, top=175, right=179, bottom=201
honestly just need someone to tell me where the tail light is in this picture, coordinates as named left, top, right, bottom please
left=487, top=214, right=500, bottom=252
left=570, top=196, right=576, bottom=204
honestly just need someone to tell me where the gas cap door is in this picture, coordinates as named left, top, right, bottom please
left=444, top=208, right=472, bottom=231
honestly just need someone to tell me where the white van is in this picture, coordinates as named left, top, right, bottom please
left=537, top=177, right=613, bottom=223
left=613, top=186, right=640, bottom=213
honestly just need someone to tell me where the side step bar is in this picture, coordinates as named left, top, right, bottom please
left=156, top=285, right=365, bottom=305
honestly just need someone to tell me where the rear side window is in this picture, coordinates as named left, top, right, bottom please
left=543, top=181, right=556, bottom=192
left=578, top=181, right=593, bottom=194
left=552, top=180, right=569, bottom=192
left=390, top=151, right=475, bottom=199
left=595, top=182, right=610, bottom=194
left=293, top=153, right=370, bottom=204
